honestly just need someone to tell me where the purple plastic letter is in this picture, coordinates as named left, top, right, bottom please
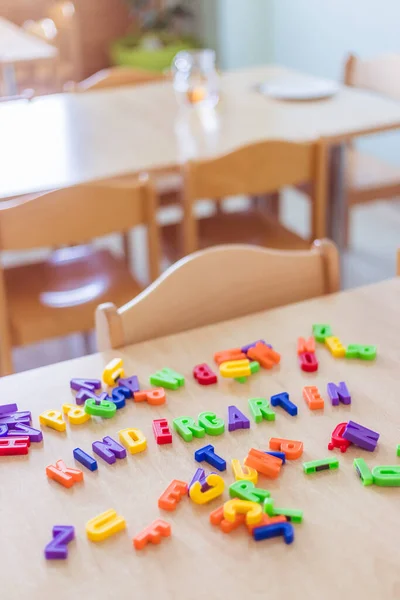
left=327, top=382, right=351, bottom=406
left=343, top=420, right=379, bottom=451
left=75, top=389, right=109, bottom=406
left=7, top=423, right=43, bottom=442
left=0, top=411, right=31, bottom=429
left=92, top=436, right=127, bottom=464
left=70, top=379, right=101, bottom=392
left=241, top=340, right=272, bottom=353
left=44, top=525, right=75, bottom=560
left=118, top=376, right=139, bottom=395
left=0, top=403, right=18, bottom=415
left=0, top=425, right=8, bottom=437
left=227, top=405, right=251, bottom=432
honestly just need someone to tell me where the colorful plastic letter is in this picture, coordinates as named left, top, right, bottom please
left=214, top=348, right=246, bottom=365
left=92, top=436, right=126, bottom=464
left=6, top=423, right=42, bottom=442
left=73, top=448, right=98, bottom=471
left=188, top=468, right=211, bottom=494
left=253, top=522, right=294, bottom=544
left=62, top=403, right=91, bottom=425
left=312, top=324, right=333, bottom=343
left=102, top=358, right=124, bottom=386
left=133, top=519, right=171, bottom=550
left=45, top=525, right=75, bottom=560
left=209, top=505, right=246, bottom=533
left=86, top=509, right=126, bottom=542
left=118, top=375, right=139, bottom=394
left=134, top=388, right=166, bottom=405
left=269, top=438, right=303, bottom=460
left=118, top=428, right=147, bottom=454
left=193, top=363, right=218, bottom=385
left=70, top=379, right=101, bottom=392
left=0, top=411, right=31, bottom=428
left=197, top=412, right=225, bottom=436
left=158, top=480, right=188, bottom=511
left=85, top=398, right=117, bottom=419
left=0, top=436, right=30, bottom=455
left=270, top=392, right=297, bottom=417
left=353, top=458, right=373, bottom=486
left=343, top=421, right=380, bottom=451
left=303, top=457, right=339, bottom=474
left=0, top=403, right=18, bottom=415
left=244, top=448, right=282, bottom=479
left=325, top=336, right=346, bottom=358
left=263, top=498, right=303, bottom=523
left=227, top=405, right=250, bottom=431
left=195, top=444, right=226, bottom=471
left=189, top=474, right=225, bottom=504
left=150, top=368, right=184, bottom=390
left=231, top=459, right=258, bottom=484
left=327, top=381, right=351, bottom=406
left=397, top=445, right=400, bottom=458
left=241, top=340, right=270, bottom=353
left=297, top=337, right=315, bottom=354
left=229, top=480, right=270, bottom=503
left=247, top=514, right=287, bottom=535
left=345, top=345, right=377, bottom=360
left=248, top=398, right=276, bottom=423
left=247, top=343, right=280, bottom=370
left=266, top=451, right=286, bottom=464
left=39, top=410, right=66, bottom=432
left=173, top=417, right=205, bottom=442
left=111, top=386, right=131, bottom=409
left=220, top=359, right=251, bottom=379
left=46, top=460, right=83, bottom=488
left=299, top=351, right=319, bottom=373
left=372, top=466, right=400, bottom=487
left=328, top=422, right=352, bottom=453
left=224, top=499, right=262, bottom=525
left=0, top=425, right=8, bottom=437
left=153, top=419, right=172, bottom=445
left=75, top=389, right=109, bottom=406
left=303, top=386, right=324, bottom=410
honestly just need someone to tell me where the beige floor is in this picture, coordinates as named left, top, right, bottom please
left=11, top=190, right=400, bottom=374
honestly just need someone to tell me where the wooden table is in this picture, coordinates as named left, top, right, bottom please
left=1, top=278, right=399, bottom=599
left=2, top=65, right=400, bottom=244
left=0, top=17, right=58, bottom=96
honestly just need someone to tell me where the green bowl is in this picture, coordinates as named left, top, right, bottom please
left=110, top=35, right=199, bottom=73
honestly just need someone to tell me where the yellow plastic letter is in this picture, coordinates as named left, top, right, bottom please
left=223, top=499, right=262, bottom=525
left=118, top=428, right=147, bottom=455
left=231, top=459, right=258, bottom=484
left=86, top=509, right=126, bottom=542
left=62, top=404, right=90, bottom=425
left=103, top=358, right=125, bottom=386
left=189, top=474, right=225, bottom=505
left=219, top=360, right=251, bottom=379
left=325, top=337, right=346, bottom=358
left=39, top=410, right=66, bottom=432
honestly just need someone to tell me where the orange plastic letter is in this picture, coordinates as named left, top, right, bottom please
left=297, top=336, right=315, bottom=354
left=247, top=343, right=280, bottom=369
left=133, top=519, right=171, bottom=550
left=269, top=437, right=304, bottom=460
left=214, top=348, right=246, bottom=365
left=158, top=480, right=188, bottom=511
left=134, top=388, right=166, bottom=406
left=244, top=448, right=282, bottom=479
left=46, top=460, right=84, bottom=488
left=303, top=386, right=324, bottom=410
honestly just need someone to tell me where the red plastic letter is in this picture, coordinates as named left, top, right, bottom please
left=193, top=363, right=218, bottom=386
left=152, top=418, right=172, bottom=445
left=328, top=422, right=352, bottom=453
left=299, top=352, right=318, bottom=372
left=0, top=436, right=30, bottom=456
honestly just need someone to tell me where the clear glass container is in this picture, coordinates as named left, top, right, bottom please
left=173, top=49, right=219, bottom=108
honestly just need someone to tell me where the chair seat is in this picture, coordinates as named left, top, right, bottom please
left=162, top=211, right=309, bottom=262
left=348, top=149, right=400, bottom=202
left=5, top=247, right=142, bottom=346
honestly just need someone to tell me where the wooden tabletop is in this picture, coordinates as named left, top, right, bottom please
left=0, top=17, right=57, bottom=64
left=1, top=278, right=399, bottom=600
left=2, top=65, right=400, bottom=199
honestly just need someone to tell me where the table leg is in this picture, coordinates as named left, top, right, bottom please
left=327, top=142, right=347, bottom=249
left=2, top=63, right=18, bottom=96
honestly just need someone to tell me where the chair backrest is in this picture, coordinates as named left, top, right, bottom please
left=344, top=53, right=400, bottom=101
left=68, top=67, right=166, bottom=92
left=96, top=240, right=339, bottom=351
left=181, top=139, right=326, bottom=254
left=0, top=178, right=157, bottom=251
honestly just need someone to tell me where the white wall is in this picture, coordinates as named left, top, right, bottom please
left=273, top=0, right=400, bottom=80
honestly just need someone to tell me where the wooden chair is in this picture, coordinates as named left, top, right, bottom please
left=161, top=140, right=328, bottom=259
left=0, top=177, right=160, bottom=376
left=65, top=66, right=166, bottom=92
left=96, top=239, right=339, bottom=351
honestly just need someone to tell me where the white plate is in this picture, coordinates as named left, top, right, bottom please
left=258, top=79, right=340, bottom=101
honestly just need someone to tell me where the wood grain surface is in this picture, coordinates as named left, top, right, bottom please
left=1, top=278, right=399, bottom=600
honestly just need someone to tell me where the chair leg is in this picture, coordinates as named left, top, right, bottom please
left=0, top=342, right=14, bottom=376
left=343, top=204, right=351, bottom=249
left=81, top=332, right=92, bottom=355
left=267, top=192, right=281, bottom=221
